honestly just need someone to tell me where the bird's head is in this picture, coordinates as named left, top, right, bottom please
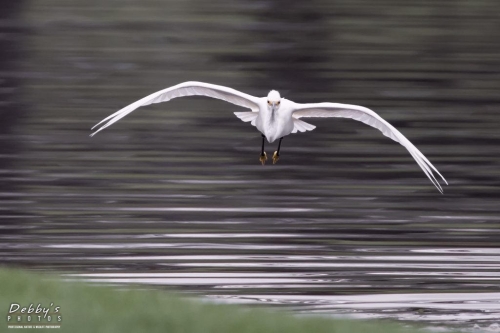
left=267, top=90, right=281, bottom=111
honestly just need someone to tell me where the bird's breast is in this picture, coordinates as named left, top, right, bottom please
left=257, top=108, right=294, bottom=143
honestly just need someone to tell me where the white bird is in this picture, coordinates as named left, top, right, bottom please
left=91, top=81, right=447, bottom=192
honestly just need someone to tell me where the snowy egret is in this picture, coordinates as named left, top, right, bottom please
left=91, top=81, right=447, bottom=192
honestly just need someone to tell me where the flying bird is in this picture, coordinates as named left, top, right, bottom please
left=91, top=81, right=447, bottom=192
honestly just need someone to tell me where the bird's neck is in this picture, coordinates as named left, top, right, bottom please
left=270, top=109, right=275, bottom=123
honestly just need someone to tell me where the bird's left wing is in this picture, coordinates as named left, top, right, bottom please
left=91, top=81, right=260, bottom=136
left=293, top=102, right=447, bottom=193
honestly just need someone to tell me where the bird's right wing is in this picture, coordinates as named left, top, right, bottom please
left=91, top=81, right=260, bottom=136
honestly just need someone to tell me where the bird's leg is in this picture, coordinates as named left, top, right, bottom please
left=259, top=134, right=267, bottom=165
left=273, top=137, right=283, bottom=164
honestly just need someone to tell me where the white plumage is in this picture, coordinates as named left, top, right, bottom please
left=92, top=81, right=447, bottom=192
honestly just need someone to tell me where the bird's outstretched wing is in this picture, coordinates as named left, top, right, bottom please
left=91, top=81, right=260, bottom=136
left=293, top=102, right=447, bottom=193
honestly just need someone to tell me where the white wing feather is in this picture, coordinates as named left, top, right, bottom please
left=234, top=111, right=259, bottom=126
left=293, top=103, right=447, bottom=193
left=91, top=81, right=260, bottom=136
left=292, top=118, right=316, bottom=133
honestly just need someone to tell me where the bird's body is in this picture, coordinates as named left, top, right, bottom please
left=92, top=81, right=447, bottom=192
left=254, top=98, right=294, bottom=143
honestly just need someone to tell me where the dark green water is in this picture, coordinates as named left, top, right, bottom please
left=1, top=1, right=500, bottom=331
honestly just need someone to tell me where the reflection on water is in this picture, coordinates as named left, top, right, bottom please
left=5, top=221, right=500, bottom=331
left=1, top=0, right=500, bottom=332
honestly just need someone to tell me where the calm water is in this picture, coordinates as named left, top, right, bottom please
left=1, top=1, right=500, bottom=332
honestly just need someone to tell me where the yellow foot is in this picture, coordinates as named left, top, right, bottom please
left=272, top=151, right=279, bottom=164
left=259, top=152, right=267, bottom=165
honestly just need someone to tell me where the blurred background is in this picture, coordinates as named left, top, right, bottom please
left=1, top=0, right=500, bottom=331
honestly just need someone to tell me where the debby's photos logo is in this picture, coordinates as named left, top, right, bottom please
left=6, top=303, right=62, bottom=329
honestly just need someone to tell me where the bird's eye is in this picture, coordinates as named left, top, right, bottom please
left=277, top=101, right=280, bottom=105
left=267, top=100, right=271, bottom=105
